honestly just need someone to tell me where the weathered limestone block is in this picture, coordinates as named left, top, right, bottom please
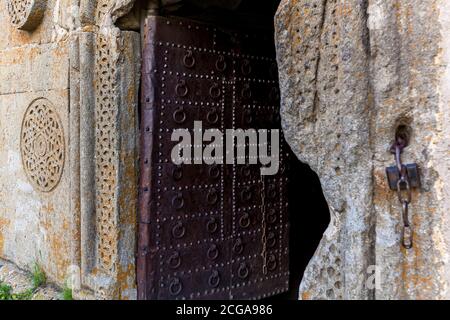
left=275, top=0, right=373, bottom=300
left=276, top=0, right=450, bottom=300
left=369, top=0, right=450, bottom=300
left=0, top=41, right=72, bottom=284
left=0, top=0, right=86, bottom=292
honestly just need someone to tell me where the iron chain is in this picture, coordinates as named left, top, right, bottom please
left=391, top=137, right=413, bottom=249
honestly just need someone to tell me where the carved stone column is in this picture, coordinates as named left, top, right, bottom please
left=69, top=0, right=140, bottom=300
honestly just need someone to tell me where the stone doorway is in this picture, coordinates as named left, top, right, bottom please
left=133, top=0, right=330, bottom=300
left=1, top=0, right=448, bottom=301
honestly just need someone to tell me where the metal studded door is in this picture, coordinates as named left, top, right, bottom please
left=138, top=16, right=289, bottom=300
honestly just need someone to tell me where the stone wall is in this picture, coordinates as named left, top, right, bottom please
left=0, top=0, right=140, bottom=299
left=370, top=0, right=450, bottom=300
left=0, top=0, right=72, bottom=285
left=275, top=0, right=450, bottom=300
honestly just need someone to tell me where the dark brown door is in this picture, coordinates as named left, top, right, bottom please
left=138, top=15, right=289, bottom=300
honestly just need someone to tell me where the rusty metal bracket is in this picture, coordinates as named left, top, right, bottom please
left=386, top=163, right=421, bottom=191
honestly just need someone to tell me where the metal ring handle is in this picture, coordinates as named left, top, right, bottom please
left=267, top=254, right=277, bottom=271
left=206, top=217, right=218, bottom=233
left=237, top=263, right=249, bottom=279
left=268, top=208, right=277, bottom=224
left=215, top=55, right=226, bottom=72
left=182, top=50, right=195, bottom=68
left=168, top=252, right=181, bottom=269
left=233, top=238, right=244, bottom=255
left=208, top=270, right=220, bottom=288
left=209, top=83, right=221, bottom=99
left=207, top=108, right=219, bottom=124
left=172, top=221, right=186, bottom=239
left=169, top=278, right=183, bottom=296
left=267, top=232, right=276, bottom=248
left=207, top=244, right=219, bottom=261
left=239, top=213, right=250, bottom=229
left=171, top=193, right=185, bottom=210
left=173, top=106, right=187, bottom=124
left=175, top=80, right=189, bottom=97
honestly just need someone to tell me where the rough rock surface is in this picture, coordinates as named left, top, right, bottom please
left=0, top=0, right=73, bottom=287
left=275, top=0, right=373, bottom=300
left=275, top=0, right=450, bottom=299
left=369, top=0, right=450, bottom=300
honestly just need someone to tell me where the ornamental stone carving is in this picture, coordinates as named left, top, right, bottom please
left=20, top=98, right=65, bottom=192
left=6, top=0, right=46, bottom=31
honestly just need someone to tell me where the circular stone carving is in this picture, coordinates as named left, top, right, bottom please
left=20, top=98, right=65, bottom=192
left=6, top=0, right=46, bottom=31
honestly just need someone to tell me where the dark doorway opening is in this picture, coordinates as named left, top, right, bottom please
left=272, top=150, right=330, bottom=300
left=135, top=0, right=330, bottom=300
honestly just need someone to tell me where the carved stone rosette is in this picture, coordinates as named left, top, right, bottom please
left=20, top=98, right=65, bottom=192
left=6, top=0, right=46, bottom=31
